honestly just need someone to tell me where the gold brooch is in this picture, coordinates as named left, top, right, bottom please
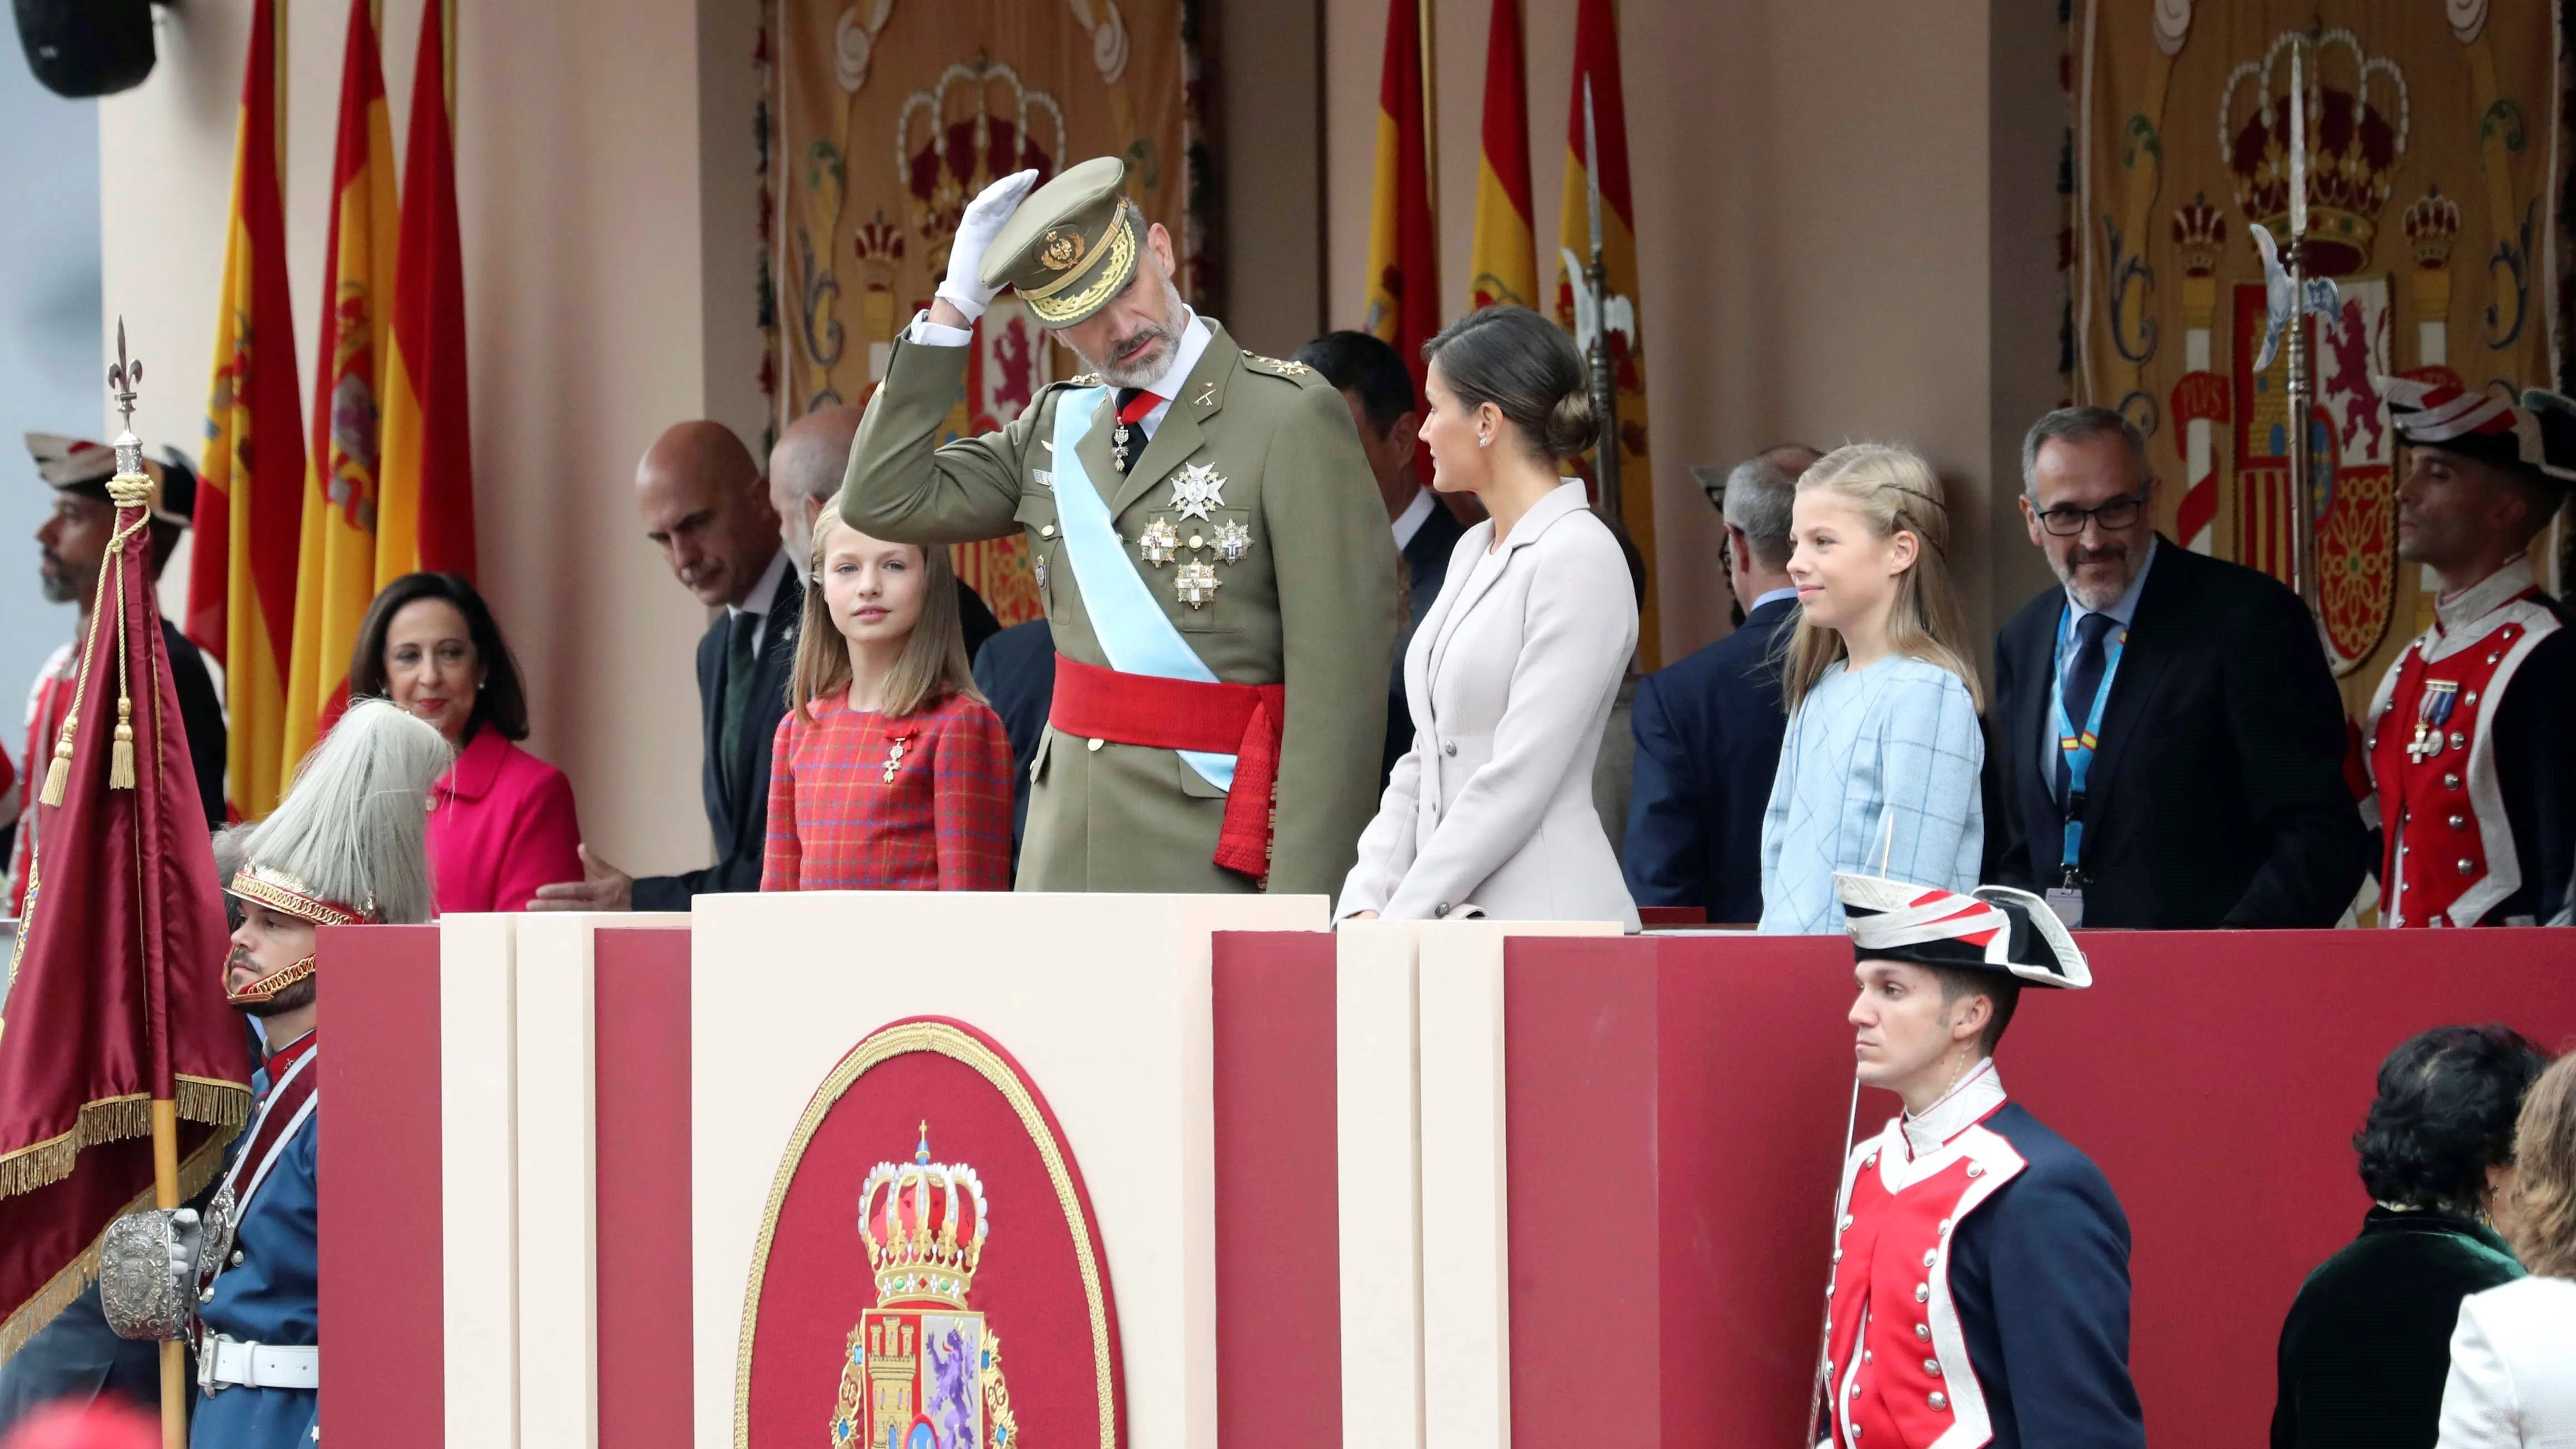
left=1138, top=517, right=1181, bottom=566
left=1175, top=560, right=1221, bottom=608
left=1038, top=228, right=1086, bottom=271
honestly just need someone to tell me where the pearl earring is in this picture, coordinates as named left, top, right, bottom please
left=1477, top=432, right=1491, bottom=449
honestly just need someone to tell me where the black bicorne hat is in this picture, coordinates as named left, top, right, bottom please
left=1834, top=873, right=2092, bottom=989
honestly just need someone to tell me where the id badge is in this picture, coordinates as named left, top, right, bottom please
left=2043, top=888, right=2085, bottom=929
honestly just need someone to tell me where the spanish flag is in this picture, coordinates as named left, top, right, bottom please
left=1364, top=0, right=1440, bottom=472
left=1553, top=0, right=1659, bottom=666
left=377, top=0, right=475, bottom=583
left=1467, top=0, right=1536, bottom=311
left=193, top=0, right=305, bottom=821
left=280, top=0, right=398, bottom=778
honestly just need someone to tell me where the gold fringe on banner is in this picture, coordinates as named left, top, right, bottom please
left=0, top=1076, right=254, bottom=1203
left=0, top=1130, right=236, bottom=1364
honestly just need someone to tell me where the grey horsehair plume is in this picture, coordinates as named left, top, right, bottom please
left=241, top=698, right=454, bottom=926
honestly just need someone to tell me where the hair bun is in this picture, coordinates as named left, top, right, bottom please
left=1545, top=384, right=1599, bottom=459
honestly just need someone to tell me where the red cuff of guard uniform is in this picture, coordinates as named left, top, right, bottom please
left=1048, top=655, right=1286, bottom=882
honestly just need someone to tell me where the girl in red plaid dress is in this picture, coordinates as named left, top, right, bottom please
left=762, top=504, right=1015, bottom=890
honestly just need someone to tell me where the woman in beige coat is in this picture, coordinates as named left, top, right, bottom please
left=1336, top=306, right=1640, bottom=928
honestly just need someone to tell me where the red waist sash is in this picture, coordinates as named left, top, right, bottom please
left=1049, top=655, right=1285, bottom=882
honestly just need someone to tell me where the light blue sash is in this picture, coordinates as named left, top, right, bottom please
left=1048, top=386, right=1236, bottom=791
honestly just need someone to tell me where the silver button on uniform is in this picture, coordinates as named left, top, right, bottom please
left=1929, top=1391, right=1948, bottom=1411
left=1442, top=740, right=1457, bottom=756
left=1915, top=1322, right=1930, bottom=1341
left=1915, top=1282, right=1930, bottom=1304
left=1924, top=1359, right=1943, bottom=1377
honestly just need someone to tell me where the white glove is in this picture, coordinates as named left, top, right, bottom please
left=169, top=1207, right=204, bottom=1282
left=935, top=169, right=1042, bottom=323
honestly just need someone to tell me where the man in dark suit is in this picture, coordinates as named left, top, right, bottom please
left=971, top=618, right=1054, bottom=867
left=534, top=421, right=793, bottom=910
left=1294, top=330, right=1471, bottom=784
left=1622, top=445, right=1815, bottom=922
left=1990, top=406, right=2367, bottom=928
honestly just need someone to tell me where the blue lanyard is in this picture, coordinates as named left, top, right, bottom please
left=2049, top=605, right=2128, bottom=877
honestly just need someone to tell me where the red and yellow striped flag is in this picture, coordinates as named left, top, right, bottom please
left=192, top=0, right=306, bottom=820
left=1468, top=0, right=1536, bottom=310
left=280, top=0, right=398, bottom=776
left=1364, top=0, right=1440, bottom=475
left=378, top=0, right=475, bottom=583
left=1552, top=0, right=1659, bottom=666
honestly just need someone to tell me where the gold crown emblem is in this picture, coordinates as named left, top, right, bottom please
left=2220, top=29, right=2411, bottom=279
left=2403, top=185, right=2460, bottom=269
left=857, top=1123, right=989, bottom=1309
left=2170, top=194, right=2228, bottom=278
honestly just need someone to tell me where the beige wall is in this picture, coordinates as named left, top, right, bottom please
left=103, top=0, right=748, bottom=876
left=1322, top=0, right=2066, bottom=665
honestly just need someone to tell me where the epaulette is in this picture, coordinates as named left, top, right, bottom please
left=1241, top=354, right=1319, bottom=383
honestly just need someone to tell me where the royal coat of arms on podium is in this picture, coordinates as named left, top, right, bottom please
left=830, top=1124, right=1022, bottom=1449
left=737, top=1017, right=1125, bottom=1449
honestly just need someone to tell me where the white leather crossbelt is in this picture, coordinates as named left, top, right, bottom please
left=199, top=1336, right=319, bottom=1392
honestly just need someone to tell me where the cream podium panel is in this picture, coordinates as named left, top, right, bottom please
left=1332, top=919, right=1621, bottom=1449
left=690, top=890, right=1324, bottom=1449
left=434, top=909, right=689, bottom=1449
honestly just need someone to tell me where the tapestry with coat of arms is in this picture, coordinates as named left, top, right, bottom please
left=773, top=0, right=1210, bottom=627
left=2072, top=0, right=2570, bottom=715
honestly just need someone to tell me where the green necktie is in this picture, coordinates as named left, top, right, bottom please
left=718, top=610, right=758, bottom=799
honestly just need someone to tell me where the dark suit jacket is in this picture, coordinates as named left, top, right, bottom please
left=1621, top=595, right=1797, bottom=922
left=1382, top=499, right=1472, bottom=782
left=633, top=564, right=801, bottom=909
left=164, top=618, right=225, bottom=831
left=970, top=618, right=1055, bottom=866
left=1990, top=537, right=2368, bottom=927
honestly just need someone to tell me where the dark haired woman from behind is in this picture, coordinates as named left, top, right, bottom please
left=2271, top=1024, right=2550, bottom=1449
left=1335, top=305, right=1639, bottom=927
left=349, top=572, right=583, bottom=913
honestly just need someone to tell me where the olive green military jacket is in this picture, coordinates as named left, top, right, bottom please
left=840, top=319, right=1399, bottom=900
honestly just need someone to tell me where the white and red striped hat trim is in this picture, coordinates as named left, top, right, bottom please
left=2378, top=376, right=2545, bottom=470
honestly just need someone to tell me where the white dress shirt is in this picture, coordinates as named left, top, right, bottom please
left=1390, top=486, right=1435, bottom=550
left=2037, top=534, right=2159, bottom=794
left=729, top=548, right=791, bottom=656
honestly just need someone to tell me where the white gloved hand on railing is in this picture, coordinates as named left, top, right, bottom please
left=934, top=168, right=1043, bottom=324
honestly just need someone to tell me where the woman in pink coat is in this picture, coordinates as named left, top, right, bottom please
left=349, top=573, right=583, bottom=913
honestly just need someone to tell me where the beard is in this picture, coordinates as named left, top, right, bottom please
left=232, top=975, right=316, bottom=1018
left=2053, top=539, right=2136, bottom=612
left=37, top=549, right=79, bottom=605
left=1076, top=270, right=1190, bottom=389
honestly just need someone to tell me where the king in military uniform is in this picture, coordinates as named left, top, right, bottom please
left=2362, top=378, right=2576, bottom=928
left=98, top=700, right=451, bottom=1448
left=1814, top=873, right=2145, bottom=1449
left=840, top=158, right=1399, bottom=898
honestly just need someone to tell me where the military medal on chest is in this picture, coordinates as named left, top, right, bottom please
left=1132, top=461, right=1250, bottom=610
left=1170, top=461, right=1226, bottom=519
left=1174, top=560, right=1221, bottom=607
left=882, top=730, right=915, bottom=784
left=2408, top=679, right=2459, bottom=762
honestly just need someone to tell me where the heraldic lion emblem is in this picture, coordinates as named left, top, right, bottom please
left=830, top=1123, right=1022, bottom=1449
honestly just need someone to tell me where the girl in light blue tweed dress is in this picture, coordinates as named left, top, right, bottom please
left=1758, top=445, right=1985, bottom=933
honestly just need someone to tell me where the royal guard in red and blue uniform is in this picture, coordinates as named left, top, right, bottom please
left=2362, top=378, right=2576, bottom=928
left=1811, top=872, right=2145, bottom=1449
left=97, top=700, right=451, bottom=1448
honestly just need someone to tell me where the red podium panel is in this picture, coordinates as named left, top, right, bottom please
left=595, top=927, right=695, bottom=1449
left=317, top=923, right=446, bottom=1449
left=1211, top=930, right=1343, bottom=1449
left=1503, top=927, right=2576, bottom=1443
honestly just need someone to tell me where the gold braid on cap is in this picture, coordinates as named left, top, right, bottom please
left=227, top=864, right=373, bottom=929
left=1020, top=204, right=1140, bottom=324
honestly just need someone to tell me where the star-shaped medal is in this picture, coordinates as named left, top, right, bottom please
left=1138, top=516, right=1181, bottom=566
left=1175, top=560, right=1221, bottom=608
left=1212, top=519, right=1251, bottom=565
left=1169, top=462, right=1227, bottom=521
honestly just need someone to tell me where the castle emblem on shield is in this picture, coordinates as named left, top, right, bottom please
left=831, top=1124, right=1022, bottom=1449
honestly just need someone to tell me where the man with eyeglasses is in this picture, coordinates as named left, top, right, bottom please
left=1988, top=406, right=2367, bottom=929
